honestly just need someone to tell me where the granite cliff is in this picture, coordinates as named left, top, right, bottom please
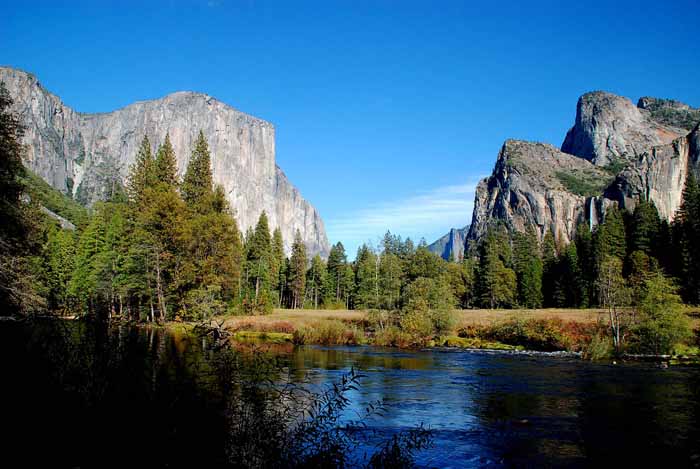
left=427, top=226, right=469, bottom=261
left=465, top=91, right=700, bottom=253
left=0, top=66, right=329, bottom=257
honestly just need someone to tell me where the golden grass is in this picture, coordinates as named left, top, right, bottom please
left=218, top=307, right=699, bottom=334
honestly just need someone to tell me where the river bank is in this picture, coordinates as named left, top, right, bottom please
left=144, top=307, right=700, bottom=361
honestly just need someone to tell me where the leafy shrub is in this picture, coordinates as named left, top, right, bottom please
left=292, top=320, right=363, bottom=345
left=180, top=285, right=225, bottom=321
left=583, top=333, right=613, bottom=360
left=399, top=308, right=434, bottom=344
left=631, top=274, right=691, bottom=355
left=429, top=307, right=456, bottom=336
left=373, top=326, right=414, bottom=348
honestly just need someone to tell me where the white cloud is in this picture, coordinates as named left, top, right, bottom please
left=326, top=178, right=483, bottom=255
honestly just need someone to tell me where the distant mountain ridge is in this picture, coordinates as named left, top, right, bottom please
left=427, top=226, right=469, bottom=260
left=0, top=66, right=329, bottom=257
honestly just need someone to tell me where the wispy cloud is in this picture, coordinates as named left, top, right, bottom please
left=326, top=178, right=483, bottom=255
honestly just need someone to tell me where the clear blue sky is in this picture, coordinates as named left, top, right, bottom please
left=2, top=0, right=699, bottom=256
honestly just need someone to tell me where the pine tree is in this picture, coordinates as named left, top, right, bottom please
left=271, top=228, right=285, bottom=306
left=181, top=130, right=214, bottom=209
left=306, top=254, right=326, bottom=309
left=594, top=206, right=627, bottom=262
left=246, top=211, right=273, bottom=303
left=630, top=200, right=661, bottom=256
left=43, top=224, right=77, bottom=312
left=513, top=229, right=543, bottom=308
left=326, top=242, right=348, bottom=305
left=378, top=251, right=403, bottom=309
left=477, top=226, right=516, bottom=308
left=289, top=230, right=307, bottom=309
left=69, top=209, right=107, bottom=315
left=674, top=171, right=700, bottom=303
left=154, top=134, right=179, bottom=188
left=127, top=136, right=155, bottom=204
left=575, top=223, right=595, bottom=307
left=354, top=244, right=379, bottom=309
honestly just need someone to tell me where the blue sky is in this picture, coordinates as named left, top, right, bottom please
left=2, top=0, right=699, bottom=256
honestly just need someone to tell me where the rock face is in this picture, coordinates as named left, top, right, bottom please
left=428, top=226, right=469, bottom=261
left=0, top=66, right=329, bottom=257
left=561, top=91, right=689, bottom=167
left=605, top=125, right=700, bottom=220
left=466, top=140, right=611, bottom=248
left=465, top=91, right=699, bottom=253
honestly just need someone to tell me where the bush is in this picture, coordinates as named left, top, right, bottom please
left=430, top=307, right=456, bottom=336
left=399, top=308, right=434, bottom=344
left=485, top=316, right=569, bottom=351
left=584, top=333, right=613, bottom=360
left=631, top=274, right=691, bottom=355
left=292, top=320, right=363, bottom=345
left=373, top=326, right=414, bottom=348
left=180, top=285, right=226, bottom=321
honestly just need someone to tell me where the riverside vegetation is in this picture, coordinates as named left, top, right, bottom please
left=1, top=82, right=699, bottom=360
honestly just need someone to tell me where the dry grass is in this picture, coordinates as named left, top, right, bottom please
left=455, top=308, right=606, bottom=327
left=219, top=307, right=700, bottom=335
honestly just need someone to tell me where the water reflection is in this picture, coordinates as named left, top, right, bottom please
left=1, top=320, right=699, bottom=468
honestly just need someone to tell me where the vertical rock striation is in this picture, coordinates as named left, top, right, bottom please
left=427, top=226, right=469, bottom=261
left=0, top=66, right=329, bottom=257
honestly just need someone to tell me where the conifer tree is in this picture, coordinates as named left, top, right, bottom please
left=154, top=134, right=179, bottom=188
left=354, top=244, right=379, bottom=309
left=127, top=136, right=155, bottom=204
left=674, top=171, right=700, bottom=303
left=181, top=130, right=213, bottom=209
left=271, top=228, right=285, bottom=306
left=630, top=200, right=661, bottom=256
left=289, top=230, right=307, bottom=309
left=307, top=254, right=326, bottom=309
left=513, top=229, right=543, bottom=308
left=477, top=226, right=516, bottom=308
left=246, top=211, right=273, bottom=302
left=326, top=242, right=348, bottom=304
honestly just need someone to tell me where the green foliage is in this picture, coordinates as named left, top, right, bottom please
left=673, top=171, right=700, bottom=304
left=477, top=225, right=516, bottom=308
left=181, top=285, right=225, bottom=321
left=555, top=169, right=611, bottom=197
left=21, top=169, right=89, bottom=227
left=632, top=273, right=691, bottom=355
left=181, top=130, right=213, bottom=209
left=353, top=244, right=379, bottom=309
left=154, top=134, right=179, bottom=188
left=127, top=136, right=155, bottom=205
left=288, top=230, right=307, bottom=309
left=306, top=254, right=326, bottom=308
left=485, top=316, right=571, bottom=351
left=513, top=229, right=543, bottom=308
left=630, top=200, right=661, bottom=255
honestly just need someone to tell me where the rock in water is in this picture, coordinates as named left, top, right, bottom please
left=0, top=66, right=329, bottom=257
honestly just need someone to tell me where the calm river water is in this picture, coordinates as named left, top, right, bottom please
left=2, top=319, right=699, bottom=467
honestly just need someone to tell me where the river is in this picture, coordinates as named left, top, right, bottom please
left=1, top=319, right=699, bottom=467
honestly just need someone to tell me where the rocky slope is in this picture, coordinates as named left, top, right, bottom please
left=561, top=91, right=690, bottom=167
left=428, top=226, right=469, bottom=261
left=0, top=66, right=329, bottom=257
left=465, top=91, right=700, bottom=253
left=466, top=140, right=612, bottom=247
